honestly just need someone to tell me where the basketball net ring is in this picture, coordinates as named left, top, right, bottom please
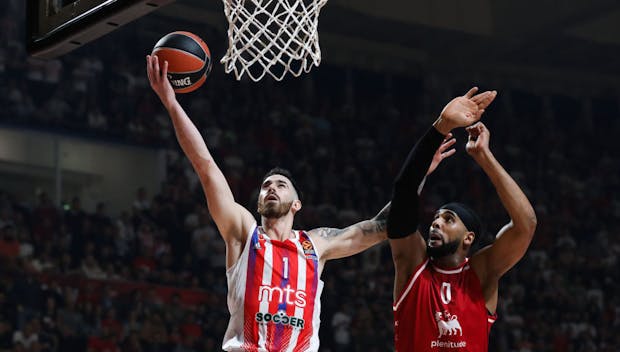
left=221, top=0, right=328, bottom=81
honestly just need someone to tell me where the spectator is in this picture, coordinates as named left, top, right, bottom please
left=331, top=303, right=353, bottom=351
left=12, top=318, right=39, bottom=351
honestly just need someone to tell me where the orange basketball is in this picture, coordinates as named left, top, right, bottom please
left=152, top=31, right=212, bottom=93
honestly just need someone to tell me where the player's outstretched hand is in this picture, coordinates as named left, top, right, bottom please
left=146, top=54, right=176, bottom=108
left=435, top=87, right=497, bottom=134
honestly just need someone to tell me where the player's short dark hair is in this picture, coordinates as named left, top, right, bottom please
left=262, top=167, right=303, bottom=201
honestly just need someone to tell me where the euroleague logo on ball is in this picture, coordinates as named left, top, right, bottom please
left=152, top=31, right=212, bottom=93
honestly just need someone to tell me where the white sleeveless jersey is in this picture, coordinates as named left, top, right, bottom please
left=222, top=224, right=324, bottom=352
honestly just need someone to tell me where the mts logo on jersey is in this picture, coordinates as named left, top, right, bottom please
left=258, top=284, right=307, bottom=308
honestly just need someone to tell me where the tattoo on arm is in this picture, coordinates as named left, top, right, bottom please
left=362, top=206, right=388, bottom=234
left=360, top=204, right=390, bottom=235
left=313, top=204, right=390, bottom=240
left=314, top=227, right=345, bottom=240
left=360, top=221, right=386, bottom=235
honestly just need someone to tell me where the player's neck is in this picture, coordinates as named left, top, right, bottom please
left=260, top=216, right=295, bottom=241
left=430, top=254, right=467, bottom=269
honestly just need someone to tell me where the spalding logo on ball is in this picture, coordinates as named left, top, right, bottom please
left=152, top=31, right=212, bottom=93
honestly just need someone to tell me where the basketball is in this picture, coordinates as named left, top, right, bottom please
left=151, top=31, right=212, bottom=93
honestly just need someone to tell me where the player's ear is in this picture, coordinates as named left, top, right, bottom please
left=292, top=199, right=302, bottom=213
left=463, top=231, right=475, bottom=246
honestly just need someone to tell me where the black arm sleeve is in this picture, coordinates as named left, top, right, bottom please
left=387, top=126, right=445, bottom=238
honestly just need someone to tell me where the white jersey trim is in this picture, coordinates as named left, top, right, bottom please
left=393, top=258, right=430, bottom=311
left=222, top=223, right=257, bottom=351
left=431, top=258, right=470, bottom=274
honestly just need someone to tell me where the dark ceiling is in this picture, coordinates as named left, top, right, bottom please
left=153, top=0, right=620, bottom=80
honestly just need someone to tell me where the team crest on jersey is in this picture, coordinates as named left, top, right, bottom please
left=430, top=310, right=467, bottom=348
left=435, top=311, right=463, bottom=337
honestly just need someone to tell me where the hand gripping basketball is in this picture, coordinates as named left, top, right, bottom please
left=151, top=31, right=212, bottom=93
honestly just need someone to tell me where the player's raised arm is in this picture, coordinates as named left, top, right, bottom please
left=306, top=134, right=457, bottom=263
left=388, top=136, right=456, bottom=298
left=146, top=55, right=255, bottom=249
left=387, top=87, right=496, bottom=299
left=466, top=122, right=537, bottom=293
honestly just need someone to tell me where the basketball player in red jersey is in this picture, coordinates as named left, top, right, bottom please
left=147, top=55, right=491, bottom=351
left=386, top=88, right=537, bottom=351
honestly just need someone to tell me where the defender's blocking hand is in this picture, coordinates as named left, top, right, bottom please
left=434, top=87, right=497, bottom=134
left=427, top=133, right=456, bottom=176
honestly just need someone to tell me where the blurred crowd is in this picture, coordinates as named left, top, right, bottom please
left=1, top=1, right=620, bottom=351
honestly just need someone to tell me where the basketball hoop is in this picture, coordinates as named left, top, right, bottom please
left=221, top=0, right=328, bottom=81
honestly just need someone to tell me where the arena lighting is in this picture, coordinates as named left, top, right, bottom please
left=27, top=0, right=175, bottom=59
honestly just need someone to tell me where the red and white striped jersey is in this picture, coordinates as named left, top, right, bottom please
left=223, top=224, right=324, bottom=352
left=393, top=258, right=497, bottom=352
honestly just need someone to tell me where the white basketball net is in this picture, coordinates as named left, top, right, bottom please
left=221, top=0, right=328, bottom=81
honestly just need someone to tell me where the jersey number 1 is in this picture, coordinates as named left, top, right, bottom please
left=283, top=257, right=289, bottom=279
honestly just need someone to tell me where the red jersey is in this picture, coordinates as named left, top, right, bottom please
left=393, top=258, right=497, bottom=351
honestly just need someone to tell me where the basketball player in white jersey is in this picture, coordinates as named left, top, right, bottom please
left=146, top=55, right=489, bottom=351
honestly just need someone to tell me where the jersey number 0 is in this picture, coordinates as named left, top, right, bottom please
left=441, top=282, right=452, bottom=304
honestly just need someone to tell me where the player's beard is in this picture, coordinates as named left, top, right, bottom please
left=258, top=200, right=293, bottom=219
left=426, top=238, right=460, bottom=258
